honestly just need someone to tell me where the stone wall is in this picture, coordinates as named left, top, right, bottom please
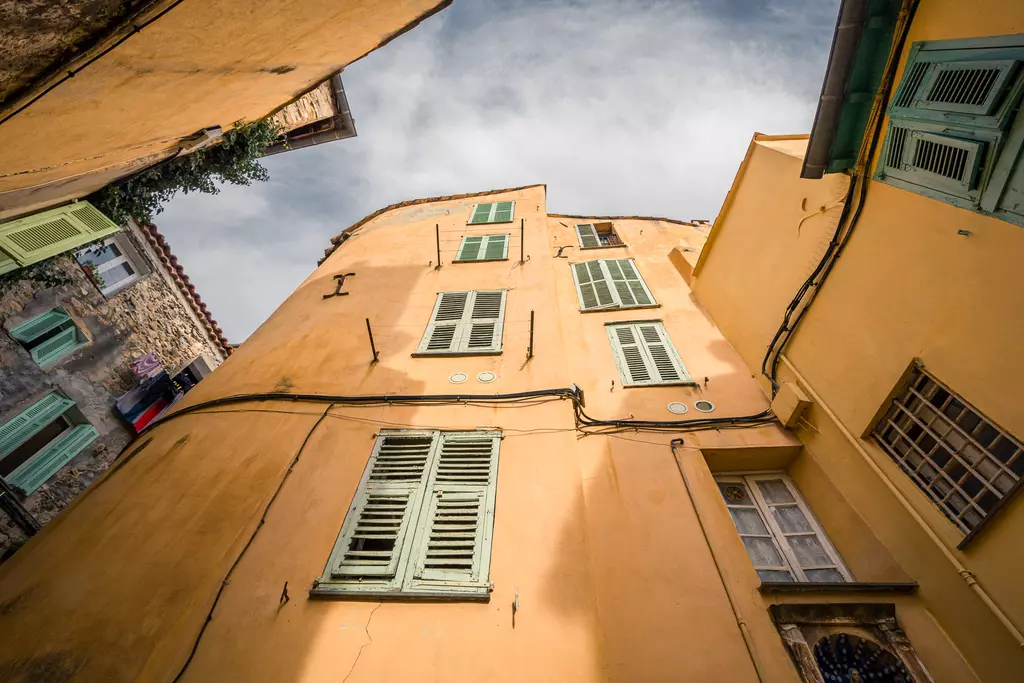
left=271, top=79, right=335, bottom=131
left=0, top=224, right=223, bottom=558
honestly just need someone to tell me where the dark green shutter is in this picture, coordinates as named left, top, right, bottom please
left=456, top=236, right=485, bottom=261
left=575, top=224, right=600, bottom=249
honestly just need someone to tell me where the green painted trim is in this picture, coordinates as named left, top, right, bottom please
left=10, top=308, right=72, bottom=342
left=6, top=424, right=98, bottom=494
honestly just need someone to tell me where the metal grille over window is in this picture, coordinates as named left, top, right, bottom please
left=873, top=366, right=1023, bottom=534
left=716, top=474, right=851, bottom=583
left=313, top=430, right=500, bottom=599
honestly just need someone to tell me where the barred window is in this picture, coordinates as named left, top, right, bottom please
left=873, top=366, right=1023, bottom=536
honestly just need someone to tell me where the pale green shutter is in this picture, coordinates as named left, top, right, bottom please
left=606, top=259, right=654, bottom=307
left=408, top=431, right=500, bottom=596
left=575, top=224, right=600, bottom=249
left=572, top=261, right=617, bottom=310
left=0, top=249, right=16, bottom=275
left=890, top=54, right=1022, bottom=127
left=417, top=291, right=470, bottom=354
left=461, top=290, right=505, bottom=353
left=607, top=324, right=655, bottom=385
left=31, top=326, right=81, bottom=366
left=483, top=234, right=509, bottom=260
left=469, top=203, right=493, bottom=225
left=7, top=424, right=98, bottom=494
left=0, top=201, right=120, bottom=268
left=636, top=322, right=692, bottom=384
left=0, top=392, right=75, bottom=458
left=320, top=432, right=437, bottom=589
left=456, top=236, right=485, bottom=261
left=10, top=308, right=72, bottom=342
left=879, top=122, right=987, bottom=200
left=491, top=201, right=514, bottom=223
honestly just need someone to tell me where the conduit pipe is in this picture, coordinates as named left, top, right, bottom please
left=671, top=439, right=768, bottom=683
left=780, top=355, right=1024, bottom=648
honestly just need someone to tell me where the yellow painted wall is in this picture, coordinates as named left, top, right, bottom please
left=691, top=3, right=1024, bottom=680
left=0, top=0, right=446, bottom=215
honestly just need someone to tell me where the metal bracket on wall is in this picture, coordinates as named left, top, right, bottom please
left=323, top=273, right=356, bottom=299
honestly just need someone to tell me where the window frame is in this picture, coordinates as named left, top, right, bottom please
left=575, top=222, right=626, bottom=250
left=453, top=234, right=510, bottom=263
left=9, top=307, right=88, bottom=367
left=467, top=201, right=515, bottom=225
left=311, top=429, right=501, bottom=601
left=75, top=234, right=149, bottom=296
left=715, top=472, right=853, bottom=584
left=413, top=290, right=507, bottom=357
left=570, top=258, right=658, bottom=312
left=604, top=320, right=694, bottom=387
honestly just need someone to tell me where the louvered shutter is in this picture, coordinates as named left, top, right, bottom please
left=607, top=259, right=655, bottom=307
left=572, top=261, right=617, bottom=310
left=607, top=323, right=691, bottom=386
left=891, top=58, right=1021, bottom=125
left=0, top=201, right=120, bottom=267
left=456, top=235, right=508, bottom=261
left=10, top=309, right=72, bottom=342
left=463, top=290, right=505, bottom=352
left=491, top=201, right=514, bottom=223
left=880, top=122, right=986, bottom=200
left=636, top=323, right=691, bottom=384
left=418, top=291, right=470, bottom=353
left=326, top=433, right=437, bottom=584
left=575, top=224, right=600, bottom=249
left=409, top=431, right=499, bottom=592
left=31, top=326, right=81, bottom=366
left=469, top=203, right=493, bottom=225
left=0, top=392, right=75, bottom=458
left=483, top=234, right=509, bottom=260
left=7, top=424, right=98, bottom=494
left=607, top=324, right=654, bottom=385
left=456, top=236, right=485, bottom=261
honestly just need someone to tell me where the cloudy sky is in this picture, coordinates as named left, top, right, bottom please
left=156, top=0, right=839, bottom=341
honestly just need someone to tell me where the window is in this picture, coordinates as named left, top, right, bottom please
left=454, top=234, right=509, bottom=262
left=468, top=201, right=515, bottom=225
left=873, top=365, right=1023, bottom=538
left=716, top=473, right=851, bottom=583
left=605, top=321, right=692, bottom=386
left=0, top=200, right=120, bottom=276
left=571, top=258, right=656, bottom=311
left=0, top=392, right=98, bottom=494
left=575, top=222, right=623, bottom=249
left=76, top=234, right=147, bottom=296
left=312, top=430, right=500, bottom=599
left=415, top=290, right=506, bottom=355
left=876, top=36, right=1024, bottom=226
left=9, top=308, right=87, bottom=367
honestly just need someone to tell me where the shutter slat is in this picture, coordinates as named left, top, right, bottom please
left=7, top=424, right=98, bottom=494
left=0, top=392, right=76, bottom=458
left=461, top=290, right=505, bottom=352
left=916, top=60, right=1019, bottom=116
left=607, top=322, right=691, bottom=386
left=575, top=224, right=600, bottom=249
left=9, top=308, right=72, bottom=342
left=0, top=201, right=119, bottom=267
left=31, top=325, right=80, bottom=366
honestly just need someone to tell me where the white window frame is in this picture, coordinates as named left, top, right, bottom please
left=75, top=234, right=148, bottom=297
left=570, top=258, right=657, bottom=311
left=715, top=472, right=852, bottom=583
left=605, top=320, right=693, bottom=386
left=467, top=201, right=515, bottom=225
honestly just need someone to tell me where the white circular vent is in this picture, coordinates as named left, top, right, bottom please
left=694, top=400, right=716, bottom=413
left=449, top=372, right=468, bottom=384
left=477, top=371, right=496, bottom=383
left=667, top=402, right=688, bottom=414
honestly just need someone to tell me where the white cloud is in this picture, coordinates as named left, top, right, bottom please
left=156, top=0, right=839, bottom=340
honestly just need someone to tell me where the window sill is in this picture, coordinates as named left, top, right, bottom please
left=621, top=381, right=699, bottom=389
left=411, top=351, right=503, bottom=358
left=467, top=219, right=514, bottom=226
left=580, top=244, right=628, bottom=250
left=452, top=258, right=509, bottom=264
left=309, top=587, right=491, bottom=602
left=758, top=581, right=918, bottom=595
left=580, top=303, right=661, bottom=314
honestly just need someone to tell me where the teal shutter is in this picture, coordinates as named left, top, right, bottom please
left=572, top=261, right=616, bottom=310
left=491, top=201, right=514, bottom=223
left=0, top=392, right=75, bottom=458
left=575, top=224, right=600, bottom=248
left=607, top=259, right=655, bottom=307
left=880, top=122, right=988, bottom=200
left=31, top=326, right=81, bottom=366
left=607, top=324, right=654, bottom=385
left=322, top=432, right=437, bottom=588
left=409, top=431, right=500, bottom=595
left=456, top=236, right=484, bottom=261
left=483, top=234, right=509, bottom=260
left=10, top=308, right=72, bottom=342
left=469, top=203, right=493, bottom=225
left=0, top=201, right=120, bottom=268
left=6, top=424, right=98, bottom=494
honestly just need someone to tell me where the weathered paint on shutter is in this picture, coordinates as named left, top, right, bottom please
left=463, top=290, right=505, bottom=352
left=0, top=392, right=75, bottom=458
left=636, top=323, right=692, bottom=384
left=31, top=325, right=81, bottom=366
left=608, top=259, right=655, bottom=307
left=881, top=121, right=987, bottom=200
left=409, top=431, right=500, bottom=594
left=324, top=432, right=437, bottom=587
left=891, top=57, right=1021, bottom=123
left=575, top=224, right=600, bottom=249
left=0, top=201, right=120, bottom=267
left=572, top=261, right=617, bottom=310
left=417, top=292, right=470, bottom=354
left=9, top=308, right=72, bottom=342
left=6, top=424, right=98, bottom=494
left=991, top=150, right=1024, bottom=222
left=607, top=322, right=692, bottom=386
left=483, top=234, right=509, bottom=260
left=607, top=324, right=654, bottom=385
left=491, top=201, right=514, bottom=223
left=468, top=203, right=493, bottom=225
left=456, top=236, right=485, bottom=261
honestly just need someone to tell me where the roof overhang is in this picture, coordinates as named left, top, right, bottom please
left=801, top=0, right=902, bottom=179
left=264, top=73, right=356, bottom=156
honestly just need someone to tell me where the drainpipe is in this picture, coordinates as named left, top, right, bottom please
left=671, top=439, right=768, bottom=683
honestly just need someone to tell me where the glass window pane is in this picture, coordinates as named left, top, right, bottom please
left=787, top=535, right=831, bottom=568
left=756, top=479, right=795, bottom=504
left=718, top=482, right=751, bottom=506
left=804, top=568, right=844, bottom=583
left=741, top=536, right=784, bottom=568
left=757, top=570, right=793, bottom=583
left=77, top=243, right=121, bottom=267
left=102, top=263, right=135, bottom=288
left=771, top=505, right=813, bottom=534
left=728, top=507, right=769, bottom=536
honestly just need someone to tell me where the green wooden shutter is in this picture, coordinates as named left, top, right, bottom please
left=469, top=203, right=493, bottom=225
left=0, top=392, right=75, bottom=458
left=461, top=290, right=505, bottom=353
left=0, top=249, right=16, bottom=276
left=575, top=224, right=600, bottom=249
left=990, top=150, right=1024, bottom=222
left=323, top=432, right=438, bottom=587
left=417, top=291, right=470, bottom=354
left=880, top=121, right=988, bottom=200
left=491, top=201, right=514, bottom=223
left=636, top=322, right=691, bottom=384
left=0, top=201, right=120, bottom=268
left=572, top=261, right=617, bottom=310
left=6, top=424, right=98, bottom=494
left=606, top=259, right=654, bottom=307
left=408, top=431, right=500, bottom=595
left=607, top=324, right=654, bottom=385
left=456, top=236, right=485, bottom=261
left=483, top=234, right=509, bottom=260
left=10, top=308, right=72, bottom=342
left=31, top=325, right=81, bottom=366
